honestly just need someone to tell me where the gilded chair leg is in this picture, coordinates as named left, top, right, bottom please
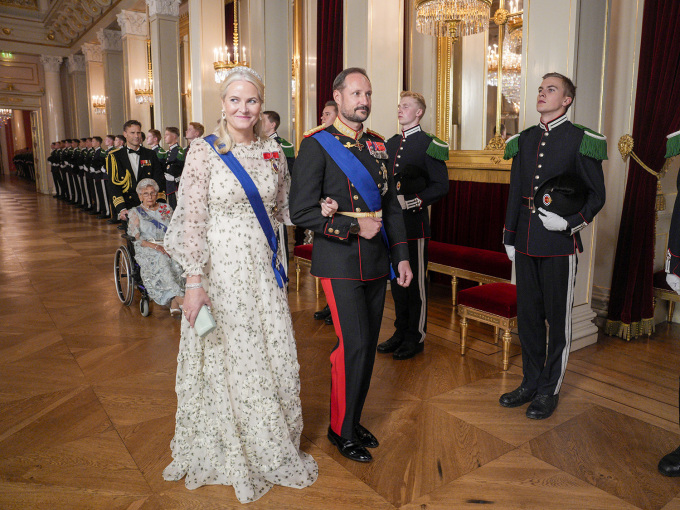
left=494, top=326, right=499, bottom=344
left=315, top=276, right=320, bottom=296
left=669, top=301, right=676, bottom=323
left=452, top=276, right=458, bottom=307
left=296, top=263, right=300, bottom=293
left=460, top=316, right=468, bottom=356
left=502, top=329, right=512, bottom=371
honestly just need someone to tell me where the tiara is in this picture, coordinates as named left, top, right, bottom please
left=225, top=66, right=263, bottom=82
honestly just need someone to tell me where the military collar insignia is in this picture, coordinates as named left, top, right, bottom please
left=269, top=132, right=278, bottom=140
left=333, top=117, right=363, bottom=140
left=168, top=143, right=178, bottom=150
left=402, top=125, right=422, bottom=138
left=540, top=114, right=568, bottom=131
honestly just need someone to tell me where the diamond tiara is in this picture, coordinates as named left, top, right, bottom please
left=225, top=66, right=263, bottom=82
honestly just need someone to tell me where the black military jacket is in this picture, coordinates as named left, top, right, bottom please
left=106, top=145, right=165, bottom=216
left=290, top=118, right=409, bottom=280
left=668, top=168, right=680, bottom=276
left=386, top=125, right=449, bottom=239
left=503, top=114, right=606, bottom=256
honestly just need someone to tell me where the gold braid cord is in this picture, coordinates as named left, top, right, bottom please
left=108, top=154, right=131, bottom=193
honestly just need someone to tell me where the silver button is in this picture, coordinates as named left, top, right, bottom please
left=399, top=146, right=403, bottom=150
left=539, top=153, right=544, bottom=157
left=397, top=155, right=401, bottom=158
left=534, top=186, right=538, bottom=190
left=541, top=142, right=546, bottom=146
left=538, top=164, right=542, bottom=168
left=395, top=163, right=399, bottom=167
left=544, top=133, right=549, bottom=137
left=532, top=210, right=536, bottom=214
left=535, top=175, right=540, bottom=179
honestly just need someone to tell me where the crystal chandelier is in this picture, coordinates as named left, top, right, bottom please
left=487, top=40, right=521, bottom=110
left=0, top=108, right=11, bottom=123
left=214, top=0, right=248, bottom=83
left=415, top=0, right=492, bottom=40
left=92, top=96, right=106, bottom=115
left=134, top=40, right=153, bottom=104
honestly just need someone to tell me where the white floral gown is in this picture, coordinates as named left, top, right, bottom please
left=162, top=137, right=318, bottom=503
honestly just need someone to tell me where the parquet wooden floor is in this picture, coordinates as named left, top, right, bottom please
left=1, top=174, right=680, bottom=509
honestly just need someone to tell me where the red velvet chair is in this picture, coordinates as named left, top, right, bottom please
left=427, top=241, right=512, bottom=307
left=653, top=270, right=680, bottom=322
left=293, top=244, right=320, bottom=295
left=457, top=282, right=517, bottom=370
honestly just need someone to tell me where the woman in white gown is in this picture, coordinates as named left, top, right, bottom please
left=162, top=67, right=318, bottom=503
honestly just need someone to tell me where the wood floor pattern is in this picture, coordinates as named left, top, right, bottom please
left=1, top=174, right=680, bottom=509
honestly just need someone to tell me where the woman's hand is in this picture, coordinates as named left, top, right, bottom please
left=143, top=241, right=169, bottom=257
left=182, top=287, right=212, bottom=328
left=320, top=197, right=339, bottom=217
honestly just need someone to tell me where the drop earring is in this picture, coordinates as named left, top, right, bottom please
left=221, top=110, right=226, bottom=120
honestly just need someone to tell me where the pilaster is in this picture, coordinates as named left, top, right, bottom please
left=98, top=28, right=125, bottom=134
left=67, top=54, right=90, bottom=136
left=117, top=10, right=152, bottom=130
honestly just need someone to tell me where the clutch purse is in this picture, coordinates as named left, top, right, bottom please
left=194, top=305, right=217, bottom=338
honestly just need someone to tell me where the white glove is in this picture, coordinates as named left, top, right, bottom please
left=504, top=244, right=515, bottom=262
left=164, top=172, right=174, bottom=181
left=667, top=273, right=680, bottom=295
left=404, top=196, right=423, bottom=210
left=538, top=208, right=568, bottom=231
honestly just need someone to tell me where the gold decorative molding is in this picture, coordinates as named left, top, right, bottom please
left=435, top=36, right=452, bottom=143
left=292, top=0, right=303, bottom=149
left=447, top=149, right=511, bottom=183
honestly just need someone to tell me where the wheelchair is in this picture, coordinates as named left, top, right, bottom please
left=114, top=233, right=152, bottom=316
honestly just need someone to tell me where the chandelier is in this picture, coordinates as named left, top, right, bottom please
left=487, top=41, right=521, bottom=110
left=415, top=0, right=492, bottom=40
left=134, top=40, right=153, bottom=104
left=0, top=108, right=11, bottom=123
left=214, top=0, right=248, bottom=83
left=92, top=96, right=106, bottom=115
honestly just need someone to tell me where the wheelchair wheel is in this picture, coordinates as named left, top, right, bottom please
left=140, top=297, right=150, bottom=317
left=114, top=246, right=135, bottom=306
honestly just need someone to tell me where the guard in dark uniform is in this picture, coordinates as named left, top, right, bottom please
left=163, top=127, right=185, bottom=209
left=48, top=142, right=62, bottom=199
left=500, top=72, right=606, bottom=419
left=659, top=129, right=680, bottom=476
left=377, top=91, right=449, bottom=360
left=67, top=139, right=81, bottom=206
left=147, top=129, right=166, bottom=161
left=107, top=120, right=165, bottom=220
left=290, top=68, right=412, bottom=463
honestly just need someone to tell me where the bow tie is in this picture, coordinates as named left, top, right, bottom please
left=128, top=148, right=140, bottom=155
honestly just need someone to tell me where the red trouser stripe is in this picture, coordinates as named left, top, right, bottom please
left=321, top=278, right=346, bottom=436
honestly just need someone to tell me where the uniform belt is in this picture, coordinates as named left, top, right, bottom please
left=336, top=210, right=383, bottom=218
left=522, top=197, right=535, bottom=209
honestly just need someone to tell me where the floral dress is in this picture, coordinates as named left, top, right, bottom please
left=127, top=204, right=185, bottom=306
left=163, top=137, right=317, bottom=503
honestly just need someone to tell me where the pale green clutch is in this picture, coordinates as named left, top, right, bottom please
left=195, top=305, right=217, bottom=337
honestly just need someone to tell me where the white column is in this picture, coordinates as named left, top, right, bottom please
left=188, top=0, right=224, bottom=128
left=11, top=110, right=27, bottom=150
left=40, top=55, right=65, bottom=143
left=405, top=0, right=436, bottom=132
left=82, top=43, right=107, bottom=137
left=148, top=0, right=182, bottom=132
left=67, top=54, right=90, bottom=137
left=343, top=0, right=404, bottom=136
left=0, top=122, right=10, bottom=175
left=117, top=10, right=152, bottom=131
left=98, top=28, right=125, bottom=134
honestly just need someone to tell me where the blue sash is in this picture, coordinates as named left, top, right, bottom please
left=135, top=206, right=168, bottom=233
left=312, top=130, right=396, bottom=279
left=204, top=134, right=287, bottom=288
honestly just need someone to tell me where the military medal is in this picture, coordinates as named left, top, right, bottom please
left=344, top=141, right=364, bottom=151
left=366, top=140, right=388, bottom=159
left=263, top=151, right=280, bottom=172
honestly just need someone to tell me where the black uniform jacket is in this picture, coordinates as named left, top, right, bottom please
left=106, top=145, right=165, bottom=216
left=503, top=115, right=606, bottom=257
left=668, top=170, right=680, bottom=276
left=290, top=119, right=409, bottom=280
left=386, top=125, right=449, bottom=240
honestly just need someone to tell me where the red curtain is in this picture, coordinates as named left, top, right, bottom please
left=316, top=0, right=343, bottom=121
left=431, top=181, right=509, bottom=253
left=605, top=0, right=680, bottom=339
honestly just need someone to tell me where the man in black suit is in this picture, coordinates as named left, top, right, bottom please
left=290, top=68, right=412, bottom=463
left=107, top=120, right=165, bottom=221
left=500, top=72, right=606, bottom=420
left=377, top=91, right=450, bottom=360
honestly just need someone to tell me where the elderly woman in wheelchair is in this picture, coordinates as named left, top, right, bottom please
left=126, top=178, right=185, bottom=315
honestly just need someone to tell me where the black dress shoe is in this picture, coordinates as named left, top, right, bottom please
left=526, top=394, right=559, bottom=419
left=659, top=446, right=680, bottom=476
left=393, top=342, right=424, bottom=360
left=117, top=224, right=126, bottom=230
left=355, top=424, right=379, bottom=448
left=499, top=386, right=536, bottom=408
left=97, top=214, right=109, bottom=220
left=314, top=305, right=331, bottom=320
left=327, top=427, right=372, bottom=462
left=377, top=333, right=403, bottom=354
left=107, top=218, right=120, bottom=224
left=325, top=315, right=333, bottom=325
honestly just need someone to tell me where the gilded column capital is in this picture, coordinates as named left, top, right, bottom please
left=117, top=10, right=148, bottom=38
left=39, top=55, right=63, bottom=73
left=81, top=43, right=103, bottom=63
left=146, top=0, right=180, bottom=18
left=66, top=54, right=86, bottom=74
left=97, top=28, right=122, bottom=51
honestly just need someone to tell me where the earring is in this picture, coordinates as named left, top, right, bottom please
left=221, top=110, right=226, bottom=120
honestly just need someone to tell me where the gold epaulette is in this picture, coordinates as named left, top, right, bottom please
left=304, top=124, right=327, bottom=137
left=108, top=147, right=122, bottom=154
left=365, top=128, right=385, bottom=141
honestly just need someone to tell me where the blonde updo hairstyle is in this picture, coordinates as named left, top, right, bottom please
left=213, top=67, right=266, bottom=154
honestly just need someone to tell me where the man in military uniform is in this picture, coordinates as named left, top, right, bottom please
left=67, top=139, right=82, bottom=206
left=500, top=72, right=606, bottom=419
left=659, top=129, right=680, bottom=477
left=321, top=100, right=338, bottom=127
left=377, top=91, right=450, bottom=360
left=185, top=122, right=204, bottom=148
left=147, top=129, right=166, bottom=161
left=290, top=68, right=412, bottom=463
left=162, top=127, right=185, bottom=209
left=107, top=120, right=165, bottom=221
left=48, top=142, right=62, bottom=199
